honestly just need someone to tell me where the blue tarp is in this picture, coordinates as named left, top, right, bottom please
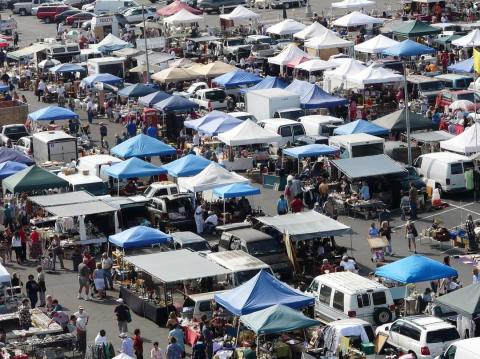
left=109, top=225, right=171, bottom=249
left=213, top=183, right=260, bottom=199
left=382, top=39, right=435, bottom=57
left=118, top=84, right=158, bottom=98
left=283, top=144, right=339, bottom=159
left=184, top=110, right=235, bottom=130
left=111, top=134, right=176, bottom=158
left=0, top=161, right=28, bottom=179
left=80, top=73, right=123, bottom=88
left=28, top=106, right=79, bottom=121
left=240, top=76, right=289, bottom=94
left=138, top=91, right=171, bottom=107
left=333, top=119, right=389, bottom=136
left=161, top=154, right=212, bottom=177
left=197, top=116, right=242, bottom=136
left=49, top=63, right=85, bottom=74
left=448, top=57, right=473, bottom=73
left=0, top=85, right=9, bottom=93
left=106, top=157, right=166, bottom=179
left=375, top=254, right=458, bottom=283
left=0, top=148, right=35, bottom=165
left=241, top=304, right=320, bottom=335
left=214, top=270, right=314, bottom=315
left=154, top=95, right=198, bottom=112
left=213, top=70, right=262, bottom=88
left=285, top=80, right=347, bottom=109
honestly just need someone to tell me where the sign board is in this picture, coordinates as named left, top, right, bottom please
left=0, top=19, right=17, bottom=31
left=136, top=37, right=165, bottom=51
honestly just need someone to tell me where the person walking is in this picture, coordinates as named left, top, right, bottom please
left=74, top=306, right=88, bottom=353
left=11, top=231, right=22, bottom=264
left=409, top=183, right=418, bottom=220
left=37, top=266, right=46, bottom=307
left=114, top=298, right=131, bottom=333
left=166, top=337, right=183, bottom=359
left=120, top=333, right=134, bottom=357
left=37, top=79, right=45, bottom=102
left=25, top=274, right=39, bottom=308
left=194, top=203, right=204, bottom=234
left=99, top=122, right=107, bottom=147
left=405, top=221, right=418, bottom=253
left=50, top=235, right=65, bottom=270
left=192, top=335, right=207, bottom=359
left=133, top=328, right=143, bottom=359
left=276, top=194, right=288, bottom=215
left=86, top=98, right=94, bottom=125
left=151, top=342, right=163, bottom=359
left=379, top=221, right=393, bottom=256
left=17, top=298, right=31, bottom=330
left=466, top=214, right=478, bottom=252
left=101, top=252, right=113, bottom=290
left=201, top=320, right=213, bottom=359
left=93, top=263, right=105, bottom=299
left=77, top=258, right=92, bottom=300
left=168, top=324, right=185, bottom=356
left=368, top=222, right=379, bottom=237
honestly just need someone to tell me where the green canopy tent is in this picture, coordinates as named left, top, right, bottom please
left=392, top=20, right=441, bottom=37
left=434, top=284, right=480, bottom=319
left=2, top=166, right=69, bottom=194
left=433, top=34, right=462, bottom=49
left=372, top=109, right=437, bottom=133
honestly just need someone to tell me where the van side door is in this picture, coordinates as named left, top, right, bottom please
left=355, top=292, right=372, bottom=321
left=315, top=284, right=332, bottom=320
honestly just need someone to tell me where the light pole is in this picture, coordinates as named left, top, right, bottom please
left=142, top=4, right=151, bottom=83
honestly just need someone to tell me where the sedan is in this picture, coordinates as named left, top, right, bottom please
left=66, top=11, right=94, bottom=25
left=122, top=6, right=156, bottom=23
left=54, top=9, right=82, bottom=23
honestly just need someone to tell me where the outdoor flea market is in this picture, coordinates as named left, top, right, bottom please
left=2, top=0, right=480, bottom=358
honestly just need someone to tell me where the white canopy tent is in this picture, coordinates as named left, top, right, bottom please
left=451, top=29, right=480, bottom=47
left=294, top=22, right=331, bottom=40
left=332, top=11, right=384, bottom=27
left=440, top=123, right=480, bottom=155
left=218, top=119, right=282, bottom=146
left=295, top=59, right=339, bottom=72
left=347, top=64, right=404, bottom=88
left=266, top=19, right=306, bottom=36
left=304, top=32, right=354, bottom=50
left=177, top=163, right=249, bottom=193
left=323, top=58, right=367, bottom=92
left=219, top=5, right=260, bottom=22
left=164, top=9, right=203, bottom=25
left=331, top=0, right=375, bottom=8
left=95, top=33, right=131, bottom=51
left=268, top=43, right=311, bottom=66
left=354, top=34, right=399, bottom=54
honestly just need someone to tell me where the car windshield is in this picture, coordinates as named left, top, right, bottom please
left=281, top=109, right=304, bottom=120
left=5, top=126, right=26, bottom=135
left=227, top=39, right=245, bottom=46
left=235, top=269, right=263, bottom=285
left=205, top=91, right=225, bottom=101
left=426, top=328, right=460, bottom=343
left=419, top=81, right=444, bottom=91
left=247, top=239, right=283, bottom=257
left=253, top=44, right=270, bottom=50
left=456, top=92, right=475, bottom=101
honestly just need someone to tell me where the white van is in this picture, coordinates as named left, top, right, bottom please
left=182, top=291, right=226, bottom=320
left=413, top=152, right=474, bottom=194
left=436, top=337, right=480, bottom=359
left=306, top=272, right=395, bottom=326
left=298, top=115, right=344, bottom=137
left=257, top=118, right=306, bottom=147
left=328, top=133, right=385, bottom=159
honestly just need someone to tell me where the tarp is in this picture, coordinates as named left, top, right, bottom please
left=0, top=161, right=27, bottom=179
left=295, top=59, right=338, bottom=72
left=138, top=91, right=171, bottom=107
left=153, top=95, right=198, bottom=112
left=285, top=79, right=347, bottom=109
left=151, top=67, right=197, bottom=83
left=256, top=211, right=351, bottom=240
left=213, top=70, right=262, bottom=88
left=0, top=148, right=35, bottom=165
left=177, top=162, right=248, bottom=192
left=118, top=84, right=157, bottom=98
left=448, top=57, right=473, bottom=73
left=410, top=130, right=454, bottom=143
left=218, top=119, right=282, bottom=146
left=266, top=19, right=306, bottom=36
left=348, top=64, right=403, bottom=88
left=392, top=20, right=440, bottom=37
left=109, top=225, right=171, bottom=249
left=241, top=304, right=320, bottom=334
left=161, top=154, right=212, bottom=177
left=44, top=201, right=117, bottom=217
left=111, top=134, right=176, bottom=158
left=434, top=284, right=480, bottom=318
left=213, top=183, right=260, bottom=199
left=106, top=157, right=166, bottom=179
left=97, top=33, right=132, bottom=52
left=80, top=73, right=123, bottom=88
left=219, top=5, right=260, bottom=21
left=305, top=31, right=353, bottom=50
left=333, top=119, right=389, bottom=136
left=156, top=0, right=202, bottom=16
left=197, top=116, right=243, bottom=136
left=440, top=122, right=480, bottom=155
left=354, top=34, right=400, bottom=54
left=332, top=11, right=383, bottom=27
left=7, top=43, right=47, bottom=60
left=332, top=0, right=375, bottom=8
left=240, top=76, right=289, bottom=94
left=451, top=29, right=480, bottom=47
left=185, top=110, right=239, bottom=131
left=331, top=154, right=406, bottom=179
left=373, top=109, right=437, bottom=132
left=2, top=166, right=69, bottom=194
left=268, top=44, right=311, bottom=66
left=48, top=63, right=85, bottom=74
left=375, top=255, right=458, bottom=283
left=283, top=144, right=338, bottom=159
left=214, top=270, right=314, bottom=315
left=0, top=263, right=10, bottom=283
left=28, top=106, right=79, bottom=121
left=164, top=9, right=203, bottom=25
left=190, top=61, right=237, bottom=77
left=294, top=22, right=331, bottom=40
left=382, top=39, right=435, bottom=57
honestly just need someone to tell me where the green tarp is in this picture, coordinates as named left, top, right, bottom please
left=434, top=34, right=462, bottom=46
left=372, top=109, right=437, bottom=133
left=392, top=20, right=441, bottom=37
left=240, top=304, right=320, bottom=335
left=435, top=284, right=480, bottom=318
left=2, top=166, right=69, bottom=194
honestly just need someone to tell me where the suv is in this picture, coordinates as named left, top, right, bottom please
left=407, top=75, right=444, bottom=104
left=216, top=37, right=251, bottom=60
left=37, top=4, right=71, bottom=22
left=191, top=88, right=227, bottom=110
left=376, top=315, right=460, bottom=359
left=146, top=194, right=195, bottom=232
left=169, top=231, right=211, bottom=252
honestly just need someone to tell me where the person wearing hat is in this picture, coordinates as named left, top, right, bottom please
left=204, top=211, right=218, bottom=234
left=99, top=122, right=108, bottom=148
left=320, top=259, right=334, bottom=274
left=114, top=298, right=131, bottom=334
left=340, top=255, right=357, bottom=273
left=120, top=332, right=134, bottom=357
left=74, top=306, right=89, bottom=353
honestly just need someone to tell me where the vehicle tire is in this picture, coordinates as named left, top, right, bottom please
left=19, top=8, right=26, bottom=15
left=373, top=307, right=392, bottom=325
left=45, top=16, right=51, bottom=23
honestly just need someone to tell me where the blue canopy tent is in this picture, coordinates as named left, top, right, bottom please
left=283, top=144, right=338, bottom=159
left=333, top=119, right=389, bottom=136
left=375, top=255, right=458, bottom=283
left=118, top=84, right=158, bottom=98
left=80, top=73, right=123, bottom=88
left=285, top=80, right=347, bottom=109
left=28, top=106, right=79, bottom=122
left=213, top=70, right=262, bottom=88
left=0, top=148, right=35, bottom=165
left=153, top=95, right=198, bottom=112
left=107, top=157, right=166, bottom=179
left=184, top=111, right=237, bottom=130
left=111, top=134, right=176, bottom=158
left=241, top=304, right=320, bottom=335
left=161, top=154, right=212, bottom=177
left=448, top=57, right=473, bottom=73
left=109, top=225, right=171, bottom=250
left=0, top=161, right=28, bottom=179
left=213, top=183, right=260, bottom=199
left=138, top=91, right=170, bottom=107
left=240, top=76, right=289, bottom=94
left=197, top=116, right=242, bottom=136
left=0, top=85, right=9, bottom=93
left=214, top=270, right=314, bottom=315
left=48, top=63, right=85, bottom=74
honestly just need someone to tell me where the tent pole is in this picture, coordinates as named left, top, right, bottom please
left=235, top=317, right=241, bottom=345
left=117, top=178, right=120, bottom=196
left=404, top=59, right=412, bottom=165
left=350, top=233, right=352, bottom=256
left=223, top=198, right=226, bottom=219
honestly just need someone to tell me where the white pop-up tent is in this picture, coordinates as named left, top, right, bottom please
left=268, top=43, right=311, bottom=66
left=332, top=11, right=384, bottom=27
left=177, top=162, right=249, bottom=193
left=451, top=29, right=480, bottom=47
left=266, top=19, right=306, bottom=36
left=219, top=5, right=260, bottom=22
left=96, top=33, right=132, bottom=52
left=354, top=34, right=399, bottom=54
left=218, top=119, right=282, bottom=146
left=305, top=32, right=354, bottom=50
left=347, top=64, right=404, bottom=88
left=164, top=9, right=203, bottom=25
left=440, top=123, right=480, bottom=155
left=294, top=22, right=331, bottom=40
left=295, top=59, right=338, bottom=72
left=332, top=0, right=375, bottom=8
left=323, top=58, right=367, bottom=92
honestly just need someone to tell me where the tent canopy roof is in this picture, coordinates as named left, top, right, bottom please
left=80, top=73, right=123, bottom=87
left=435, top=284, right=480, bottom=318
left=151, top=67, right=197, bottom=83
left=2, top=165, right=69, bottom=194
left=106, top=157, right=166, bottom=179
left=196, top=116, right=242, bottom=136
left=294, top=22, right=331, bottom=40
left=218, top=119, right=282, bottom=146
left=392, top=20, right=441, bottom=36
left=111, top=134, right=176, bottom=158
left=97, top=33, right=132, bottom=52
left=49, top=63, right=85, bottom=74
left=164, top=8, right=202, bottom=24
left=109, top=226, right=171, bottom=249
left=240, top=76, right=289, bottom=94
left=347, top=64, right=404, bottom=87
left=266, top=19, right=306, bottom=36
left=332, top=11, right=383, bottom=27
left=118, top=84, right=157, bottom=98
left=324, top=58, right=367, bottom=79
left=138, top=91, right=171, bottom=107
left=283, top=144, right=338, bottom=159
left=332, top=0, right=375, bottom=8
left=410, top=130, right=455, bottom=143
left=285, top=79, right=347, bottom=109
left=153, top=95, right=198, bottom=112
left=213, top=70, right=262, bottom=88
left=451, top=29, right=480, bottom=47
left=177, top=163, right=248, bottom=192
left=447, top=57, right=473, bottom=73
left=28, top=106, right=79, bottom=121
left=0, top=263, right=10, bottom=283
left=29, top=191, right=96, bottom=207
left=305, top=31, right=353, bottom=50
left=375, top=255, right=458, bottom=283
left=161, top=154, right=212, bottom=177
left=219, top=5, right=260, bottom=21
left=354, top=34, right=399, bottom=54
left=191, top=61, right=238, bottom=77
left=156, top=0, right=202, bottom=16
left=295, top=59, right=338, bottom=72
left=331, top=154, right=406, bottom=179
left=0, top=161, right=28, bottom=180
left=382, top=39, right=435, bottom=57
left=372, top=109, right=437, bottom=132
left=213, top=183, right=260, bottom=199
left=440, top=122, right=480, bottom=154
left=333, top=119, right=389, bottom=136
left=268, top=44, right=311, bottom=66
left=185, top=110, right=239, bottom=131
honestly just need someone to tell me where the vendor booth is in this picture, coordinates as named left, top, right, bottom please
left=2, top=166, right=69, bottom=195
left=440, top=122, right=480, bottom=155
left=304, top=32, right=353, bottom=59
left=161, top=154, right=213, bottom=178
left=266, top=19, right=306, bottom=36
left=111, top=134, right=176, bottom=159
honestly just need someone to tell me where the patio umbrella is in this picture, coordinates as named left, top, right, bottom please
left=38, top=59, right=60, bottom=69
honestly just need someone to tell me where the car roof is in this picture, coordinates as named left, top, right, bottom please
left=420, top=152, right=471, bottom=162
left=224, top=228, right=273, bottom=242
left=313, top=272, right=389, bottom=295
left=401, top=315, right=455, bottom=330
left=171, top=231, right=206, bottom=245
left=407, top=74, right=441, bottom=83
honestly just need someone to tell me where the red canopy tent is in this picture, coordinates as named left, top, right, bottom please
left=287, top=56, right=310, bottom=68
left=156, top=0, right=202, bottom=16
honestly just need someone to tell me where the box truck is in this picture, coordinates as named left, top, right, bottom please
left=87, top=56, right=125, bottom=78
left=245, top=88, right=302, bottom=122
left=32, top=131, right=78, bottom=164
left=328, top=133, right=385, bottom=159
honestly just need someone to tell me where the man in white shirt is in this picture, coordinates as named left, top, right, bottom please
left=205, top=211, right=218, bottom=234
left=37, top=79, right=46, bottom=101
left=101, top=253, right=113, bottom=290
left=192, top=132, right=200, bottom=147
left=340, top=255, right=357, bottom=273
left=57, top=84, right=65, bottom=106
left=74, top=306, right=89, bottom=353
left=95, top=329, right=108, bottom=346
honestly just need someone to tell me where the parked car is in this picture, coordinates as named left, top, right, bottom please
left=31, top=1, right=62, bottom=16
left=66, top=11, right=93, bottom=25
left=146, top=194, right=195, bottom=232
left=0, top=124, right=29, bottom=146
left=250, top=43, right=275, bottom=58
left=54, top=8, right=81, bottom=23
left=13, top=136, right=32, bottom=155
left=434, top=74, right=473, bottom=90
left=435, top=337, right=480, bottom=359
left=435, top=89, right=480, bottom=110
left=176, top=82, right=208, bottom=99
left=376, top=315, right=460, bottom=359
left=168, top=231, right=211, bottom=252
left=122, top=6, right=156, bottom=23
left=191, top=88, right=227, bottom=110
left=37, top=4, right=71, bottom=22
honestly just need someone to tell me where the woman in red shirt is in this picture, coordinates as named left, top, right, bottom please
left=133, top=328, right=143, bottom=359
left=29, top=227, right=42, bottom=262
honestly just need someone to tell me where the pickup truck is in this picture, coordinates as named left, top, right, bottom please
left=143, top=181, right=179, bottom=198
left=0, top=124, right=29, bottom=146
left=146, top=194, right=196, bottom=232
left=213, top=38, right=251, bottom=61
left=176, top=82, right=209, bottom=99
left=191, top=88, right=227, bottom=111
left=13, top=0, right=50, bottom=15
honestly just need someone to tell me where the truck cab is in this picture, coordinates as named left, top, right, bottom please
left=191, top=88, right=227, bottom=111
left=407, top=75, right=445, bottom=104
left=146, top=194, right=195, bottom=232
left=57, top=171, right=108, bottom=195
left=169, top=231, right=211, bottom=252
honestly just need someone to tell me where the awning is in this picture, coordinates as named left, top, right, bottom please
left=410, top=131, right=455, bottom=143
left=7, top=43, right=47, bottom=60
left=331, top=154, right=406, bottom=179
left=29, top=191, right=96, bottom=207
left=44, top=201, right=117, bottom=217
left=124, top=249, right=231, bottom=283
left=256, top=211, right=351, bottom=240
